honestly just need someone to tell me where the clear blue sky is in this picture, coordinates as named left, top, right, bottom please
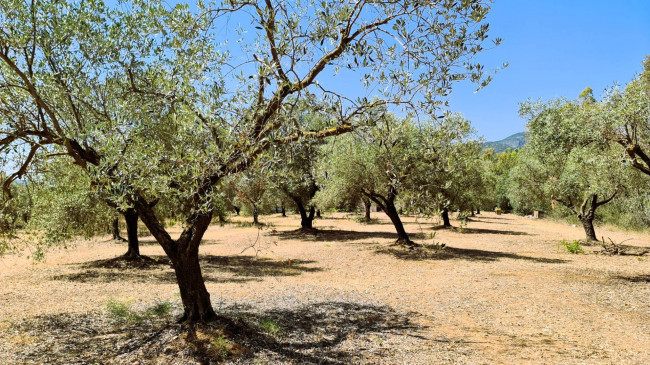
left=449, top=0, right=650, bottom=141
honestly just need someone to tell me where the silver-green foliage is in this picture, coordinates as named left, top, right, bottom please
left=316, top=113, right=480, bottom=215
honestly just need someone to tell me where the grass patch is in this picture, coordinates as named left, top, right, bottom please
left=105, top=298, right=174, bottom=323
left=259, top=317, right=282, bottom=336
left=561, top=240, right=584, bottom=254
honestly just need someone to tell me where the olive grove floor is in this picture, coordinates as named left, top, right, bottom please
left=0, top=212, right=648, bottom=364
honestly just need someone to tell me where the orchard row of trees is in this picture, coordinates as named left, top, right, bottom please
left=1, top=0, right=647, bottom=324
left=0, top=0, right=499, bottom=321
left=484, top=57, right=650, bottom=240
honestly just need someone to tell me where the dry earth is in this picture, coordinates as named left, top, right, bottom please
left=0, top=212, right=649, bottom=364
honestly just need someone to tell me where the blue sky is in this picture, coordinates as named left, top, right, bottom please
left=448, top=0, right=650, bottom=141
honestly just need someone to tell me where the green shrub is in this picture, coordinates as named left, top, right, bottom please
left=561, top=240, right=584, bottom=254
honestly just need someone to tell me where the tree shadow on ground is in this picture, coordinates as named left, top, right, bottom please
left=269, top=229, right=427, bottom=242
left=611, top=274, right=650, bottom=283
left=51, top=255, right=322, bottom=284
left=430, top=226, right=532, bottom=236
left=376, top=245, right=567, bottom=264
left=3, top=302, right=426, bottom=364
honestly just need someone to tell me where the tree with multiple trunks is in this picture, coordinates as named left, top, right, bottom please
left=519, top=96, right=624, bottom=241
left=0, top=0, right=497, bottom=321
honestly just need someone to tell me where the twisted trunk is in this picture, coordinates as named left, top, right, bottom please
left=173, top=247, right=216, bottom=322
left=295, top=200, right=315, bottom=229
left=134, top=197, right=216, bottom=322
left=553, top=192, right=617, bottom=242
left=581, top=215, right=597, bottom=241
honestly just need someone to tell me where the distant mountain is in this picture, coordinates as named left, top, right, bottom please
left=483, top=132, right=526, bottom=153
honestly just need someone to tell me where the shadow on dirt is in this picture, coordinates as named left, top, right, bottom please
left=269, top=229, right=427, bottom=242
left=611, top=274, right=650, bottom=283
left=51, top=255, right=322, bottom=284
left=430, top=226, right=532, bottom=236
left=4, top=302, right=424, bottom=364
left=376, top=245, right=567, bottom=264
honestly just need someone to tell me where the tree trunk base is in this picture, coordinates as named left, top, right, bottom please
left=177, top=308, right=218, bottom=324
left=393, top=237, right=420, bottom=248
left=122, top=250, right=150, bottom=261
left=297, top=227, right=319, bottom=235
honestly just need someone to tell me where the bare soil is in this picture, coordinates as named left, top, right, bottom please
left=0, top=212, right=648, bottom=364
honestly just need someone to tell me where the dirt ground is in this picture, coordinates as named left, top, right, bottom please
left=0, top=212, right=648, bottom=364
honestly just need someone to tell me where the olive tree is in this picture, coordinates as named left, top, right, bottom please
left=0, top=0, right=498, bottom=321
left=599, top=56, right=650, bottom=176
left=520, top=97, right=623, bottom=241
left=318, top=114, right=479, bottom=244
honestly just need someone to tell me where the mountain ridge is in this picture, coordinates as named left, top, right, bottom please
left=483, top=132, right=526, bottom=153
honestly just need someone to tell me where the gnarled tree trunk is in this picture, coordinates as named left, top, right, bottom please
left=581, top=215, right=597, bottom=241
left=135, top=196, right=217, bottom=322
left=172, top=245, right=216, bottom=322
left=553, top=192, right=617, bottom=242
left=295, top=199, right=315, bottom=230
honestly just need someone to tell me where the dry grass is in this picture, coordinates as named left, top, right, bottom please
left=1, top=212, right=649, bottom=364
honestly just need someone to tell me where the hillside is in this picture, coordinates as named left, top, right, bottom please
left=483, top=132, right=526, bottom=153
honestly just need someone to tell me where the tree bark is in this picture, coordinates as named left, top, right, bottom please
left=173, top=247, right=217, bottom=322
left=581, top=215, right=597, bottom=241
left=554, top=192, right=616, bottom=242
left=383, top=199, right=412, bottom=245
left=316, top=209, right=321, bottom=218
left=441, top=208, right=451, bottom=227
left=233, top=206, right=240, bottom=215
left=253, top=208, right=260, bottom=225
left=281, top=203, right=286, bottom=217
left=133, top=195, right=217, bottom=322
left=476, top=208, right=481, bottom=214
left=123, top=208, right=140, bottom=259
left=363, top=199, right=371, bottom=221
left=293, top=198, right=315, bottom=230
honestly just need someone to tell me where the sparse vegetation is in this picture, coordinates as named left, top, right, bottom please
left=259, top=317, right=282, bottom=336
left=106, top=298, right=173, bottom=323
left=561, top=240, right=584, bottom=254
